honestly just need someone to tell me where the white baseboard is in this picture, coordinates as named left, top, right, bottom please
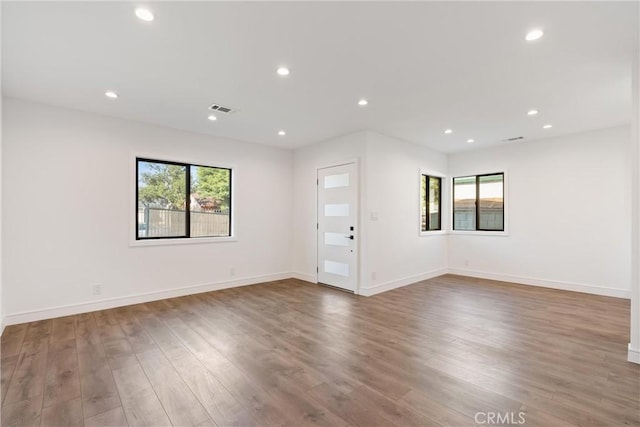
left=291, top=271, right=317, bottom=284
left=629, top=344, right=640, bottom=364
left=3, top=272, right=293, bottom=326
left=1, top=268, right=632, bottom=327
left=358, top=268, right=448, bottom=297
left=448, top=268, right=631, bottom=299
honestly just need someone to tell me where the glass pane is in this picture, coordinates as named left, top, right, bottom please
left=478, top=174, right=504, bottom=230
left=453, top=176, right=476, bottom=230
left=190, top=165, right=231, bottom=237
left=428, top=176, right=441, bottom=230
left=324, top=260, right=349, bottom=277
left=421, top=175, right=427, bottom=232
left=137, top=160, right=187, bottom=238
left=324, top=173, right=349, bottom=189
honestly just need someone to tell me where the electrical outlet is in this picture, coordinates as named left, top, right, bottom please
left=92, top=284, right=102, bottom=296
left=230, top=267, right=236, bottom=276
left=464, top=259, right=470, bottom=267
left=371, top=272, right=377, bottom=281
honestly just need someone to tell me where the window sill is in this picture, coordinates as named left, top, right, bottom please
left=449, top=230, right=509, bottom=237
left=130, top=236, right=238, bottom=247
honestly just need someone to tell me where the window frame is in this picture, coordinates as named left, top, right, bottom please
left=419, top=169, right=447, bottom=236
left=451, top=171, right=508, bottom=235
left=421, top=174, right=442, bottom=232
left=131, top=154, right=236, bottom=246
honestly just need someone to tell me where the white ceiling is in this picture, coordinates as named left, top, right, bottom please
left=2, top=1, right=638, bottom=152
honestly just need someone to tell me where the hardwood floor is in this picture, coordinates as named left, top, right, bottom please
left=1, top=274, right=638, bottom=426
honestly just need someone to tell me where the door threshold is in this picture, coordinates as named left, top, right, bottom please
left=317, top=282, right=355, bottom=294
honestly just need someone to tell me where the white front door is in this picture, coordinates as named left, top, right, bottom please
left=317, top=162, right=358, bottom=292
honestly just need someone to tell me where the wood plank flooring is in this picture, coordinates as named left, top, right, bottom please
left=1, top=274, right=638, bottom=426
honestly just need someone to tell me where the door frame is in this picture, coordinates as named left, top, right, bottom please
left=316, top=158, right=361, bottom=294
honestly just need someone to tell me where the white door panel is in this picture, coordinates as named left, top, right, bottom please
left=317, top=163, right=358, bottom=292
left=324, top=203, right=350, bottom=217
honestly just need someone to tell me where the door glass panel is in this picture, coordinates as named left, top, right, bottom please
left=324, top=203, right=350, bottom=217
left=324, top=260, right=349, bottom=277
left=324, top=173, right=349, bottom=189
left=324, top=232, right=349, bottom=247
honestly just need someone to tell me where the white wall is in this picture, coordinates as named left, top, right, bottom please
left=1, top=4, right=4, bottom=332
left=362, top=132, right=448, bottom=295
left=0, top=91, right=3, bottom=333
left=1, top=97, right=634, bottom=328
left=629, top=52, right=639, bottom=363
left=2, top=98, right=293, bottom=323
left=448, top=126, right=632, bottom=298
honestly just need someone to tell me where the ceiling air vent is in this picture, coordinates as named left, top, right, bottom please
left=208, top=103, right=236, bottom=114
left=503, top=136, right=524, bottom=142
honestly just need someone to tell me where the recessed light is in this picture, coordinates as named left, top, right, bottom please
left=135, top=8, right=154, bottom=22
left=466, top=139, right=475, bottom=143
left=278, top=130, right=286, bottom=136
left=105, top=91, right=118, bottom=99
left=277, top=67, right=290, bottom=76
left=525, top=29, right=544, bottom=41
left=543, top=124, right=553, bottom=129
left=208, top=115, right=217, bottom=121
left=527, top=109, right=539, bottom=116
left=358, top=99, right=368, bottom=106
left=444, top=129, right=453, bottom=134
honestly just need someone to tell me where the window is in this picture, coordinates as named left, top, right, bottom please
left=136, top=158, right=231, bottom=239
left=453, top=173, right=504, bottom=231
left=421, top=174, right=442, bottom=231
